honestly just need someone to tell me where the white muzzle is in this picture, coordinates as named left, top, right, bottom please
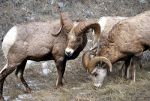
left=65, top=48, right=74, bottom=57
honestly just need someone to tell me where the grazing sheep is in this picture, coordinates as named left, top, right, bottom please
left=71, top=10, right=150, bottom=87
left=91, top=16, right=141, bottom=80
left=65, top=16, right=127, bottom=87
left=83, top=16, right=129, bottom=86
left=90, top=11, right=150, bottom=86
left=91, top=16, right=127, bottom=51
left=0, top=12, right=101, bottom=99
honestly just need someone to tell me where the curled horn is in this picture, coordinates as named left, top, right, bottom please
left=60, top=12, right=73, bottom=31
left=88, top=56, right=112, bottom=73
left=74, top=19, right=100, bottom=43
left=82, top=51, right=92, bottom=72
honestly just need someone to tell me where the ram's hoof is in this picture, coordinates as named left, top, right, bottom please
left=56, top=82, right=64, bottom=88
left=24, top=87, right=32, bottom=93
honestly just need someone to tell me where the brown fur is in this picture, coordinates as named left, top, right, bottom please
left=89, top=11, right=150, bottom=81
left=99, top=11, right=150, bottom=62
left=66, top=19, right=101, bottom=54
left=0, top=12, right=101, bottom=99
left=84, top=16, right=127, bottom=73
left=100, top=16, right=127, bottom=39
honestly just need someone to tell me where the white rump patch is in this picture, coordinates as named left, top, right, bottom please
left=98, top=17, right=107, bottom=32
left=2, top=26, right=18, bottom=58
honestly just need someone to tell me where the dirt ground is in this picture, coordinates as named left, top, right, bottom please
left=2, top=58, right=150, bottom=101
left=0, top=0, right=150, bottom=101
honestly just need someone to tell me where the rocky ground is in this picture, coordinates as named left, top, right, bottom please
left=0, top=0, right=150, bottom=101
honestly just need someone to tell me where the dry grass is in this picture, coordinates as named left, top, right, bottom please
left=2, top=60, right=150, bottom=101
left=0, top=0, right=150, bottom=101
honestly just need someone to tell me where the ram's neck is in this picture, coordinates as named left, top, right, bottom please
left=97, top=43, right=124, bottom=64
left=67, top=34, right=87, bottom=60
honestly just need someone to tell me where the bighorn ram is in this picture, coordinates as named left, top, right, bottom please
left=91, top=17, right=145, bottom=81
left=91, top=16, right=127, bottom=51
left=0, top=12, right=101, bottom=99
left=65, top=16, right=127, bottom=87
left=85, top=11, right=150, bottom=87
left=91, top=16, right=142, bottom=80
left=82, top=16, right=128, bottom=87
left=73, top=11, right=150, bottom=87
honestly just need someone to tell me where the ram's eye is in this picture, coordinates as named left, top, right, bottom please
left=92, top=72, right=98, bottom=77
left=77, top=38, right=81, bottom=41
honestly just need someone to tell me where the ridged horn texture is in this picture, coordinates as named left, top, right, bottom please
left=88, top=56, right=112, bottom=73
left=74, top=19, right=100, bottom=43
left=60, top=12, right=73, bottom=31
left=82, top=51, right=91, bottom=72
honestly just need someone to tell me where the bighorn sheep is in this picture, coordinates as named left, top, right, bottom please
left=65, top=16, right=127, bottom=87
left=85, top=11, right=150, bottom=87
left=74, top=11, right=150, bottom=87
left=91, top=17, right=144, bottom=80
left=82, top=16, right=129, bottom=87
left=91, top=16, right=141, bottom=80
left=0, top=12, right=101, bottom=99
left=91, top=16, right=127, bottom=51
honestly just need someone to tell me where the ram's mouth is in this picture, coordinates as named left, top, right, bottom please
left=65, top=48, right=74, bottom=57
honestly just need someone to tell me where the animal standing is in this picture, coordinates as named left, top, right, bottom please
left=91, top=16, right=143, bottom=81
left=83, top=16, right=128, bottom=87
left=0, top=12, right=101, bottom=100
left=71, top=11, right=150, bottom=87
left=83, top=11, right=150, bottom=87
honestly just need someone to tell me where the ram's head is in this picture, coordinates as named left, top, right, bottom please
left=82, top=51, right=112, bottom=87
left=65, top=19, right=101, bottom=57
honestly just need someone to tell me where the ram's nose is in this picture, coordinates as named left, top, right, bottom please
left=65, top=51, right=72, bottom=57
left=65, top=48, right=74, bottom=57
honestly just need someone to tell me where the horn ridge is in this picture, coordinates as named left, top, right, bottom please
left=74, top=19, right=100, bottom=35
left=88, top=56, right=112, bottom=73
left=74, top=20, right=101, bottom=51
left=82, top=51, right=92, bottom=71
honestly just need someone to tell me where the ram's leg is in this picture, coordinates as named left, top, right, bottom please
left=119, top=61, right=125, bottom=77
left=139, top=60, right=143, bottom=69
left=129, top=52, right=142, bottom=81
left=130, top=58, right=136, bottom=82
left=124, top=58, right=132, bottom=79
left=0, top=62, right=18, bottom=100
left=61, top=60, right=67, bottom=83
left=130, top=54, right=142, bottom=82
left=138, top=53, right=143, bottom=69
left=55, top=57, right=66, bottom=87
left=15, top=60, right=32, bottom=93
